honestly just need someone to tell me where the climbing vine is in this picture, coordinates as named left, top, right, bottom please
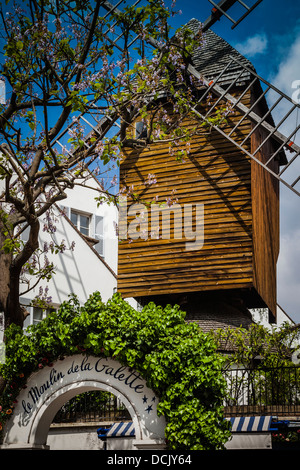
left=0, top=292, right=231, bottom=449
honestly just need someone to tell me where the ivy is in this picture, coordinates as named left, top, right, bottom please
left=0, top=292, right=231, bottom=450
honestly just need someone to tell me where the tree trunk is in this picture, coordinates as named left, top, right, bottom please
left=0, top=222, right=12, bottom=398
left=6, top=270, right=28, bottom=329
left=0, top=217, right=40, bottom=329
left=0, top=248, right=26, bottom=330
left=0, top=221, right=13, bottom=328
left=0, top=217, right=39, bottom=397
left=0, top=376, right=6, bottom=396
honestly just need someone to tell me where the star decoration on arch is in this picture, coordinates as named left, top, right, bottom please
left=142, top=395, right=148, bottom=403
left=145, top=404, right=153, bottom=414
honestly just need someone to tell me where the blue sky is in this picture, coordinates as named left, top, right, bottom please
left=169, top=0, right=300, bottom=84
left=168, top=0, right=300, bottom=323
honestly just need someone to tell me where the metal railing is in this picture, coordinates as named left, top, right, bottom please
left=223, top=366, right=300, bottom=417
left=52, top=366, right=300, bottom=424
left=53, top=391, right=131, bottom=424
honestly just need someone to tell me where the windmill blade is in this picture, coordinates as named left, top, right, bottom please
left=185, top=57, right=300, bottom=198
left=51, top=0, right=146, bottom=164
left=203, top=0, right=263, bottom=31
left=53, top=109, right=120, bottom=160
left=52, top=0, right=168, bottom=166
left=58, top=0, right=265, bottom=159
left=53, top=0, right=299, bottom=200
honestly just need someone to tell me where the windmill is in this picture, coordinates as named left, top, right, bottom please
left=3, top=0, right=297, bottom=327
left=114, top=0, right=299, bottom=328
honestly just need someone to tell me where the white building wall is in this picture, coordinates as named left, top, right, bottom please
left=0, top=170, right=138, bottom=337
left=21, top=205, right=117, bottom=311
left=251, top=306, right=295, bottom=328
left=62, top=177, right=118, bottom=274
left=47, top=425, right=135, bottom=450
left=47, top=425, right=104, bottom=450
left=18, top=175, right=119, bottom=328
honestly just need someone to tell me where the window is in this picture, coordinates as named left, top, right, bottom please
left=71, top=210, right=90, bottom=236
left=94, top=215, right=104, bottom=257
left=62, top=207, right=105, bottom=257
left=33, top=307, right=44, bottom=325
left=32, top=307, right=57, bottom=325
left=135, top=120, right=147, bottom=139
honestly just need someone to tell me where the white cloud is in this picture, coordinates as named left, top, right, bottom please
left=270, top=33, right=300, bottom=101
left=277, top=226, right=300, bottom=323
left=234, top=33, right=268, bottom=58
left=266, top=31, right=300, bottom=323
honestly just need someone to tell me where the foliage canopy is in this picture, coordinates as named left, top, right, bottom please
left=0, top=0, right=207, bottom=327
left=0, top=292, right=231, bottom=450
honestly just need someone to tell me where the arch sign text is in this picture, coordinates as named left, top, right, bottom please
left=1, top=354, right=166, bottom=450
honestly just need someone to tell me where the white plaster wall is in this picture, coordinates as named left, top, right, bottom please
left=225, top=432, right=272, bottom=450
left=276, top=305, right=295, bottom=326
left=251, top=306, right=295, bottom=328
left=47, top=425, right=104, bottom=450
left=21, top=204, right=117, bottom=308
left=47, top=425, right=135, bottom=450
left=63, top=177, right=118, bottom=274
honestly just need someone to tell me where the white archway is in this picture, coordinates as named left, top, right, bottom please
left=1, top=355, right=166, bottom=450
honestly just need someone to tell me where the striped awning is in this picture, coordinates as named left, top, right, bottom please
left=227, top=416, right=273, bottom=433
left=105, top=422, right=135, bottom=438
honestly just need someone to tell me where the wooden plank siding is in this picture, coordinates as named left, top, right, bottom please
left=118, top=88, right=279, bottom=317
left=251, top=95, right=280, bottom=316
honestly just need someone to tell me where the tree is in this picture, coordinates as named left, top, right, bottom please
left=211, top=323, right=300, bottom=410
left=0, top=0, right=203, bottom=329
left=211, top=322, right=300, bottom=369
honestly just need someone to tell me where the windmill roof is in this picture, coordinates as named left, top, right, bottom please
left=182, top=19, right=287, bottom=165
left=185, top=18, right=254, bottom=86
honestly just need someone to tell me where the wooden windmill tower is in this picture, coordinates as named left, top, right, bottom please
left=116, top=1, right=300, bottom=330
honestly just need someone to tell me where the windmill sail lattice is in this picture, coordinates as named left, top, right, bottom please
left=186, top=57, right=300, bottom=198
left=54, top=1, right=300, bottom=199
left=52, top=1, right=260, bottom=157
left=51, top=0, right=145, bottom=164
left=203, top=0, right=263, bottom=30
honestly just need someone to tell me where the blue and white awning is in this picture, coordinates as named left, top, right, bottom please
left=106, top=422, right=135, bottom=438
left=98, top=416, right=273, bottom=442
left=227, top=416, right=273, bottom=433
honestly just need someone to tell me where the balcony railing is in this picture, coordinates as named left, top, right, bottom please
left=52, top=366, right=300, bottom=425
left=223, top=366, right=300, bottom=417
left=53, top=391, right=131, bottom=424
